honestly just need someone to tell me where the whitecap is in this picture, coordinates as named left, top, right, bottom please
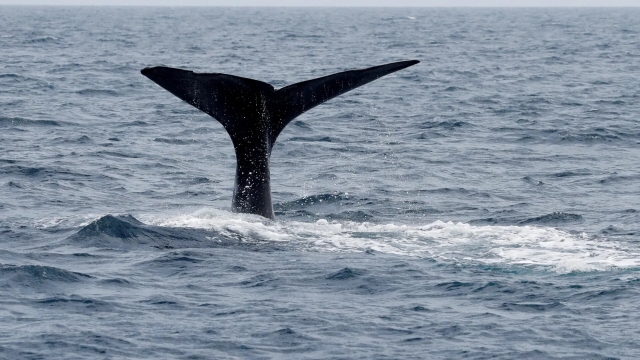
left=141, top=208, right=640, bottom=273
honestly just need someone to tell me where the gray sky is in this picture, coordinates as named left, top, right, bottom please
left=0, top=0, right=638, bottom=6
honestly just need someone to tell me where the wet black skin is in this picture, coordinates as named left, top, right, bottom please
left=141, top=60, right=419, bottom=219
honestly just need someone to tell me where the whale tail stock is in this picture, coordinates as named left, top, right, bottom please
left=141, top=60, right=419, bottom=219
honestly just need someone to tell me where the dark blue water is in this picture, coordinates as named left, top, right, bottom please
left=1, top=6, right=640, bottom=359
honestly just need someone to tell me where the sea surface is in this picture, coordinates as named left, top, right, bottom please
left=1, top=6, right=640, bottom=359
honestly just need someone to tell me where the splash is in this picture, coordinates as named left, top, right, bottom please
left=142, top=208, right=640, bottom=273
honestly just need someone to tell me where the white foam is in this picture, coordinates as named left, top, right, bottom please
left=142, top=208, right=640, bottom=273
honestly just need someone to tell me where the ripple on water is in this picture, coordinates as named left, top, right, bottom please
left=2, top=7, right=640, bottom=359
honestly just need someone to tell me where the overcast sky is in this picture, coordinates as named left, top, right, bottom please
left=0, top=0, right=639, bottom=6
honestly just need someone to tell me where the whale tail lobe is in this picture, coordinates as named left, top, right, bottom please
left=141, top=60, right=419, bottom=218
left=141, top=60, right=418, bottom=149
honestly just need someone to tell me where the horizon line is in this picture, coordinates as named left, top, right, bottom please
left=0, top=4, right=639, bottom=7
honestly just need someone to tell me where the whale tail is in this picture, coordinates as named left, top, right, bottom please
left=141, top=60, right=419, bottom=218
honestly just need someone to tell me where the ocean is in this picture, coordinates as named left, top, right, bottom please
left=1, top=6, right=639, bottom=359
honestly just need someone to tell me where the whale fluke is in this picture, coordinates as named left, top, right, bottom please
left=142, top=60, right=419, bottom=219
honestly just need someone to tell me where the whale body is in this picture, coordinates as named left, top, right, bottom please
left=141, top=60, right=419, bottom=219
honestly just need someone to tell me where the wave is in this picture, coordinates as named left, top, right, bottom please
left=5, top=181, right=23, bottom=188
left=0, top=73, right=23, bottom=79
left=292, top=120, right=311, bottom=129
left=519, top=212, right=583, bottom=225
left=501, top=302, right=564, bottom=313
left=53, top=135, right=93, bottom=144
left=35, top=295, right=115, bottom=312
left=551, top=169, right=592, bottom=178
left=560, top=133, right=622, bottom=142
left=0, top=116, right=60, bottom=127
left=0, top=264, right=91, bottom=288
left=25, top=35, right=59, bottom=43
left=273, top=193, right=370, bottom=220
left=0, top=165, right=47, bottom=177
left=0, top=164, right=97, bottom=179
left=326, top=267, right=366, bottom=280
left=599, top=174, right=640, bottom=185
left=323, top=210, right=376, bottom=222
left=152, top=137, right=199, bottom=145
left=66, top=214, right=278, bottom=251
left=509, top=127, right=632, bottom=144
left=140, top=208, right=640, bottom=274
left=286, top=136, right=339, bottom=143
left=68, top=214, right=184, bottom=249
left=75, top=89, right=119, bottom=96
left=274, top=193, right=350, bottom=211
left=420, top=120, right=469, bottom=130
left=93, top=150, right=140, bottom=159
left=73, top=214, right=144, bottom=240
left=443, top=86, right=468, bottom=92
left=417, top=187, right=491, bottom=199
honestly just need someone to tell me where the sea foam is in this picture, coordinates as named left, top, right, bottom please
left=141, top=208, right=640, bottom=273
